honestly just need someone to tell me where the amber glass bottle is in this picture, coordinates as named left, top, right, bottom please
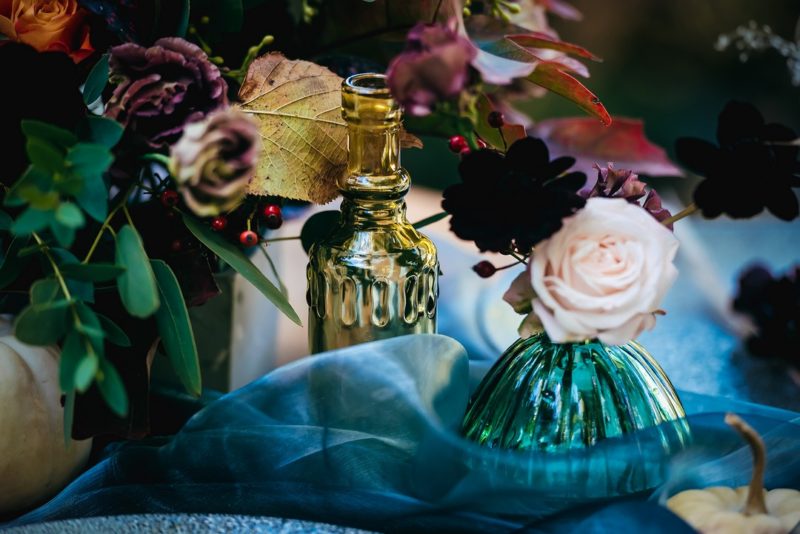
left=307, top=73, right=438, bottom=353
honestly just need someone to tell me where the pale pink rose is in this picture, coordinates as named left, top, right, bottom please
left=526, top=197, right=679, bottom=345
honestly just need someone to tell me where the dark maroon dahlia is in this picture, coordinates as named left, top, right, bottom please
left=442, top=137, right=586, bottom=253
left=676, top=101, right=800, bottom=220
left=105, top=37, right=228, bottom=149
left=733, top=264, right=800, bottom=366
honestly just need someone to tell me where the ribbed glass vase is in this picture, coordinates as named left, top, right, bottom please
left=462, top=333, right=687, bottom=452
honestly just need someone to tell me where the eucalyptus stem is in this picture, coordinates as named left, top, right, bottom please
left=83, top=186, right=135, bottom=264
left=662, top=203, right=698, bottom=227
left=32, top=232, right=73, bottom=302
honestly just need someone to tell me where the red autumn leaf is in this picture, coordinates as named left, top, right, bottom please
left=506, top=32, right=600, bottom=61
left=532, top=117, right=683, bottom=178
left=526, top=62, right=612, bottom=125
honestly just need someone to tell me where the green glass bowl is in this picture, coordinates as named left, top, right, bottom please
left=462, top=333, right=689, bottom=452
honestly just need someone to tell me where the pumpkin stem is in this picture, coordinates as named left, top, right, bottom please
left=725, top=413, right=768, bottom=515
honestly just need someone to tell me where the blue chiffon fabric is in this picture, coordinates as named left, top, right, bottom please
left=5, top=334, right=800, bottom=533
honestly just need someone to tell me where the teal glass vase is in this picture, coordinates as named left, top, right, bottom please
left=462, top=333, right=688, bottom=452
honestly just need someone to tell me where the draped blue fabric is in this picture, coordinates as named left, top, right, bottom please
left=5, top=334, right=800, bottom=532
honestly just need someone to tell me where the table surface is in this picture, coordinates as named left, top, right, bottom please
left=258, top=187, right=800, bottom=412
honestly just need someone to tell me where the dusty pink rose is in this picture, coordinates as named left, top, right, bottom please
left=507, top=197, right=679, bottom=345
left=386, top=19, right=476, bottom=116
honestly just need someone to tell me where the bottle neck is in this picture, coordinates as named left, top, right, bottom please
left=340, top=196, right=408, bottom=229
left=340, top=123, right=409, bottom=199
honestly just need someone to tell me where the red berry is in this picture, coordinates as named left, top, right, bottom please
left=448, top=135, right=468, bottom=154
left=459, top=147, right=471, bottom=157
left=239, top=230, right=258, bottom=247
left=160, top=190, right=179, bottom=208
left=472, top=261, right=496, bottom=278
left=170, top=239, right=183, bottom=252
left=487, top=111, right=505, bottom=128
left=476, top=138, right=488, bottom=149
left=211, top=216, right=228, bottom=231
left=262, top=204, right=283, bottom=230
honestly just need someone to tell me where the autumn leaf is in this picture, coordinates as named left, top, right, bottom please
left=239, top=53, right=424, bottom=204
left=239, top=53, right=345, bottom=204
left=532, top=117, right=683, bottom=178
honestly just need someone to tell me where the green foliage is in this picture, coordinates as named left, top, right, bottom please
left=5, top=119, right=120, bottom=245
left=83, top=54, right=110, bottom=106
left=152, top=260, right=201, bottom=397
left=184, top=214, right=301, bottom=325
left=115, top=225, right=160, bottom=318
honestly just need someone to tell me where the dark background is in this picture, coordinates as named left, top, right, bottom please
left=406, top=0, right=800, bottom=189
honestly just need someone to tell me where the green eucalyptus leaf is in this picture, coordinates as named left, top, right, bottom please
left=63, top=389, right=75, bottom=444
left=74, top=348, right=99, bottom=392
left=184, top=215, right=301, bottom=325
left=30, top=278, right=62, bottom=304
left=14, top=301, right=70, bottom=345
left=50, top=220, right=76, bottom=248
left=67, top=143, right=114, bottom=176
left=4, top=167, right=52, bottom=207
left=75, top=172, right=108, bottom=223
left=11, top=208, right=53, bottom=235
left=115, top=225, right=160, bottom=318
left=0, top=236, right=31, bottom=289
left=97, top=313, right=131, bottom=347
left=83, top=54, right=110, bottom=106
left=151, top=259, right=201, bottom=396
left=21, top=120, right=77, bottom=149
left=60, top=263, right=125, bottom=282
left=0, top=210, right=13, bottom=231
left=79, top=116, right=124, bottom=149
left=97, top=358, right=128, bottom=417
left=56, top=202, right=86, bottom=229
left=19, top=186, right=60, bottom=211
left=27, top=138, right=65, bottom=174
left=300, top=210, right=339, bottom=254
left=60, top=329, right=83, bottom=391
left=50, top=249, right=95, bottom=303
left=75, top=301, right=105, bottom=357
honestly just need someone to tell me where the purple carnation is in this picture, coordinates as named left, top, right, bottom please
left=583, top=163, right=673, bottom=228
left=105, top=37, right=228, bottom=149
left=386, top=20, right=476, bottom=116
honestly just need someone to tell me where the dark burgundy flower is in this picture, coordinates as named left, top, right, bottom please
left=105, top=37, right=228, bottom=149
left=442, top=137, right=586, bottom=253
left=733, top=264, right=800, bottom=366
left=676, top=101, right=800, bottom=220
left=0, top=42, right=86, bottom=187
left=583, top=163, right=673, bottom=228
left=386, top=19, right=476, bottom=116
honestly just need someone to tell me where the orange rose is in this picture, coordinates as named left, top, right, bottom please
left=0, top=0, right=93, bottom=62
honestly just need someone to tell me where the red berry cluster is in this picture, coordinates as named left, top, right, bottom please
left=209, top=203, right=284, bottom=247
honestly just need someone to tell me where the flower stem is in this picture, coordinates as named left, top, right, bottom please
left=263, top=236, right=300, bottom=243
left=725, top=413, right=768, bottom=515
left=662, top=203, right=698, bottom=227
left=412, top=211, right=448, bottom=229
left=508, top=251, right=529, bottom=266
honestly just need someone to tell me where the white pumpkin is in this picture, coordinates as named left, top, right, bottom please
left=667, top=413, right=800, bottom=534
left=0, top=320, right=92, bottom=515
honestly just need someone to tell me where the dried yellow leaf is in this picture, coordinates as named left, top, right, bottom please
left=239, top=53, right=345, bottom=204
left=239, top=53, right=424, bottom=204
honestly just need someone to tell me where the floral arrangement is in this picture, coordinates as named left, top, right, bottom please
left=441, top=100, right=799, bottom=348
left=0, top=0, right=797, bottom=440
